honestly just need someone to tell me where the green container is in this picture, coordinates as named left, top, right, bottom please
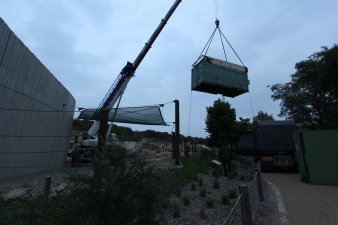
left=191, top=56, right=249, bottom=98
left=295, top=130, right=338, bottom=185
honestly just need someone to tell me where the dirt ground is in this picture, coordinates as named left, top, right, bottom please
left=263, top=173, right=338, bottom=225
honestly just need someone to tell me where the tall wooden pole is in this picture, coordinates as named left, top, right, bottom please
left=174, top=100, right=180, bottom=165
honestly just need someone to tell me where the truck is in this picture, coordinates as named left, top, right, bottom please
left=235, top=120, right=298, bottom=171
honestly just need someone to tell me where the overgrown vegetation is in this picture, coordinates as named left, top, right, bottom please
left=182, top=196, right=190, bottom=206
left=206, top=197, right=214, bottom=208
left=199, top=188, right=207, bottom=197
left=199, top=208, right=208, bottom=219
left=229, top=189, right=238, bottom=199
left=221, top=194, right=230, bottom=205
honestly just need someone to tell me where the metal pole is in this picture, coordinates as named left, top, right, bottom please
left=174, top=100, right=180, bottom=165
left=239, top=184, right=253, bottom=225
left=43, top=177, right=52, bottom=215
left=97, top=109, right=109, bottom=153
left=256, top=162, right=264, bottom=201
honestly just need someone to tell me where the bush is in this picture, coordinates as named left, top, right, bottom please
left=198, top=178, right=203, bottom=187
left=200, top=208, right=207, bottom=219
left=213, top=179, right=220, bottom=189
left=190, top=183, right=196, bottom=191
left=221, top=195, right=229, bottom=205
left=199, top=188, right=207, bottom=197
left=176, top=189, right=181, bottom=198
left=182, top=196, right=190, bottom=206
left=229, top=189, right=238, bottom=199
left=206, top=198, right=214, bottom=208
left=172, top=204, right=181, bottom=218
left=228, top=170, right=237, bottom=180
left=200, top=148, right=217, bottom=161
left=194, top=175, right=199, bottom=182
left=212, top=166, right=223, bottom=179
left=240, top=175, right=245, bottom=181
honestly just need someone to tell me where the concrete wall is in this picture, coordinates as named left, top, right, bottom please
left=0, top=18, right=75, bottom=179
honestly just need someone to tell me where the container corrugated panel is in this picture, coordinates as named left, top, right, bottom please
left=295, top=130, right=338, bottom=185
left=192, top=56, right=249, bottom=97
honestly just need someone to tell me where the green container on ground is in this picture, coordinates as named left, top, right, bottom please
left=191, top=56, right=249, bottom=98
left=295, top=130, right=338, bottom=185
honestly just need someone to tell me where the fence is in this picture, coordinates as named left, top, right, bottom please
left=223, top=163, right=264, bottom=225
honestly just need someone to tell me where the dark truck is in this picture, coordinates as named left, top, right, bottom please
left=235, top=120, right=298, bottom=171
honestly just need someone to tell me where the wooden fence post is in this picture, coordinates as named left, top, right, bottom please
left=43, top=176, right=52, bottom=214
left=256, top=162, right=264, bottom=201
left=239, top=184, right=253, bottom=225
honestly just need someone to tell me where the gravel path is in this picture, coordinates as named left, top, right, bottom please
left=264, top=173, right=338, bottom=225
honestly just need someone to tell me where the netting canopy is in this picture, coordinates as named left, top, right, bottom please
left=78, top=106, right=167, bottom=126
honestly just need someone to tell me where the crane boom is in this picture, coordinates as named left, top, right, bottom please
left=88, top=0, right=182, bottom=136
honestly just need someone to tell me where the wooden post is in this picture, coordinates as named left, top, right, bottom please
left=43, top=177, right=52, bottom=214
left=97, top=109, right=109, bottom=153
left=174, top=100, right=180, bottom=165
left=239, top=184, right=253, bottom=225
left=172, top=131, right=175, bottom=158
left=256, top=162, right=264, bottom=201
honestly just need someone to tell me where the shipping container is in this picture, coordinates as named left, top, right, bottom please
left=295, top=130, right=338, bottom=185
left=191, top=56, right=249, bottom=97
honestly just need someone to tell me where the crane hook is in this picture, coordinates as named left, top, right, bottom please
left=215, top=19, right=220, bottom=28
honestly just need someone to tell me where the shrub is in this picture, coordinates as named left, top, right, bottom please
left=182, top=196, right=190, bottom=206
left=176, top=189, right=181, bottom=198
left=190, top=183, right=196, bottom=191
left=198, top=178, right=203, bottom=186
left=172, top=204, right=181, bottom=218
left=200, top=148, right=217, bottom=161
left=194, top=175, right=199, bottom=182
left=199, top=208, right=207, bottom=219
left=212, top=166, right=223, bottom=179
left=221, top=194, right=229, bottom=205
left=228, top=170, right=237, bottom=180
left=229, top=189, right=237, bottom=199
left=206, top=197, right=214, bottom=208
left=199, top=188, right=207, bottom=197
left=213, top=179, right=220, bottom=189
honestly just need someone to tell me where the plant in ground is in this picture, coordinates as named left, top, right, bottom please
left=213, top=179, right=220, bottom=189
left=182, top=196, right=190, bottom=206
left=190, top=183, right=196, bottom=191
left=194, top=175, right=199, bottom=182
left=198, top=178, right=203, bottom=186
left=206, top=197, right=214, bottom=208
left=228, top=170, right=237, bottom=180
left=199, top=188, right=206, bottom=197
left=229, top=189, right=237, bottom=199
left=199, top=208, right=207, bottom=219
left=240, top=175, right=245, bottom=181
left=172, top=204, right=181, bottom=218
left=176, top=189, right=181, bottom=198
left=221, top=194, right=229, bottom=205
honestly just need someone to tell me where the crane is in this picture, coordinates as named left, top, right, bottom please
left=77, top=0, right=182, bottom=148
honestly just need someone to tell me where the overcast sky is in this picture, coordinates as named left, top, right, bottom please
left=1, top=0, right=337, bottom=137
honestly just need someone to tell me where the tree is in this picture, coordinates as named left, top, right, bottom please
left=205, top=99, right=251, bottom=147
left=253, top=110, right=275, bottom=122
left=271, top=45, right=338, bottom=129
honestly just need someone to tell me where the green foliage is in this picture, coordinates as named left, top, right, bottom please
left=199, top=188, right=207, bottom=197
left=229, top=189, right=238, bottom=199
left=176, top=189, right=181, bottom=198
left=221, top=195, right=230, bottom=205
left=253, top=110, right=275, bottom=122
left=213, top=179, right=220, bottom=189
left=271, top=45, right=338, bottom=129
left=240, top=175, right=246, bottom=181
left=198, top=178, right=203, bottom=187
left=206, top=198, right=214, bottom=208
left=194, top=175, right=199, bottom=182
left=190, top=183, right=196, bottom=191
left=228, top=170, right=238, bottom=180
left=182, top=196, right=190, bottom=206
left=205, top=99, right=251, bottom=147
left=200, top=148, right=217, bottom=161
left=171, top=204, right=181, bottom=218
left=199, top=208, right=207, bottom=219
left=72, top=119, right=93, bottom=132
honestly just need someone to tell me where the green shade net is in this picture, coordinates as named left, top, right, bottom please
left=78, top=106, right=167, bottom=126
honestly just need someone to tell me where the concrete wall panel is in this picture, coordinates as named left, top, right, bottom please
left=0, top=18, right=76, bottom=179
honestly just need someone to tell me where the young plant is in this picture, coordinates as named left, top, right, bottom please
left=199, top=188, right=206, bottom=197
left=182, top=196, right=190, bottom=206
left=172, top=204, right=181, bottom=218
left=190, top=183, right=196, bottom=191
left=221, top=194, right=229, bottom=205
left=213, top=179, right=220, bottom=189
left=198, top=178, right=203, bottom=187
left=229, top=189, right=237, bottom=199
left=206, top=197, right=214, bottom=208
left=200, top=208, right=207, bottom=219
